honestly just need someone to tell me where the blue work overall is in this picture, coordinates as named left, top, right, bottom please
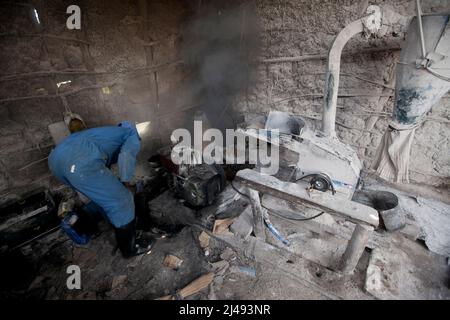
left=48, top=122, right=141, bottom=228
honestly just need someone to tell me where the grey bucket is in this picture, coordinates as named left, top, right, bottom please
left=353, top=190, right=405, bottom=231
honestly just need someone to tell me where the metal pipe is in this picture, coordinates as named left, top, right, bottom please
left=416, top=0, right=427, bottom=59
left=321, top=20, right=364, bottom=137
left=321, top=6, right=381, bottom=137
left=9, top=225, right=61, bottom=251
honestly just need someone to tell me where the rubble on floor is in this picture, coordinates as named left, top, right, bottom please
left=1, top=222, right=211, bottom=300
left=363, top=177, right=450, bottom=257
left=365, top=234, right=450, bottom=299
left=1, top=178, right=449, bottom=301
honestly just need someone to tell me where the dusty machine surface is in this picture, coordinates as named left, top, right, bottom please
left=238, top=6, right=385, bottom=199
left=373, top=11, right=450, bottom=182
left=240, top=3, right=450, bottom=202
left=240, top=114, right=362, bottom=198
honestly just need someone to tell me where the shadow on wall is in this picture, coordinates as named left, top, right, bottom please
left=181, top=0, right=260, bottom=133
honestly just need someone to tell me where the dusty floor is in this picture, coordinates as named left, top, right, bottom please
left=1, top=179, right=449, bottom=300
left=2, top=225, right=213, bottom=299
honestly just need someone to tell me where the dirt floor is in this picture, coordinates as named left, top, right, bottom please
left=2, top=224, right=210, bottom=300
left=1, top=177, right=449, bottom=300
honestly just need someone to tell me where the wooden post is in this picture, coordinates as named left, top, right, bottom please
left=339, top=224, right=374, bottom=274
left=247, top=188, right=266, bottom=242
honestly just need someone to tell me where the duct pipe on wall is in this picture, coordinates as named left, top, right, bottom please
left=321, top=6, right=382, bottom=137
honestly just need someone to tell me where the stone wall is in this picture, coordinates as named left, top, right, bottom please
left=236, top=0, right=450, bottom=189
left=0, top=0, right=195, bottom=199
left=1, top=0, right=449, bottom=201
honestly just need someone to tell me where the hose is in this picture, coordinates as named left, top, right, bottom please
left=264, top=218, right=291, bottom=246
left=230, top=181, right=325, bottom=222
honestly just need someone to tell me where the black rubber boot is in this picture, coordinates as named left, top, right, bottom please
left=134, top=193, right=153, bottom=232
left=114, top=220, right=155, bottom=258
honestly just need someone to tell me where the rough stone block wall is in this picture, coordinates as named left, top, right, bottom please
left=236, top=0, right=450, bottom=189
left=1, top=0, right=449, bottom=201
left=0, top=0, right=195, bottom=199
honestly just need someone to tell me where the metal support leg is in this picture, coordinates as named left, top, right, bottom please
left=247, top=188, right=266, bottom=242
left=339, top=224, right=374, bottom=274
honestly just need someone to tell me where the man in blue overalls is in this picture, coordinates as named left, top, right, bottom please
left=48, top=120, right=153, bottom=258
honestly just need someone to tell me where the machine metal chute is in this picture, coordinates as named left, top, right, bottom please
left=373, top=4, right=450, bottom=183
